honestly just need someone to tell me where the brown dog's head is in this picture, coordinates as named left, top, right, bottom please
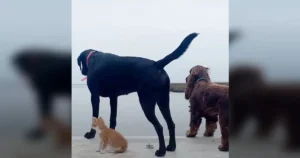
left=184, top=65, right=210, bottom=100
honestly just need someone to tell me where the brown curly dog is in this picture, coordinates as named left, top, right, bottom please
left=184, top=65, right=229, bottom=151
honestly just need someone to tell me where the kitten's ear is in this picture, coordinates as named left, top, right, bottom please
left=98, top=117, right=104, bottom=122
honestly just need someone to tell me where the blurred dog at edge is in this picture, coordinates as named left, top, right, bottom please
left=229, top=29, right=300, bottom=151
left=230, top=65, right=300, bottom=151
left=12, top=47, right=71, bottom=147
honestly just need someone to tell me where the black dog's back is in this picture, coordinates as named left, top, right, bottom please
left=85, top=33, right=199, bottom=97
left=87, top=53, right=166, bottom=96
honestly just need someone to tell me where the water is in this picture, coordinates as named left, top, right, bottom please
left=72, top=85, right=222, bottom=137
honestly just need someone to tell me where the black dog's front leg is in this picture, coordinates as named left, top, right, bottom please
left=84, top=95, right=99, bottom=139
left=109, top=96, right=118, bottom=129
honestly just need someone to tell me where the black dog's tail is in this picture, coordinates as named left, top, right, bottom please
left=154, top=33, right=199, bottom=69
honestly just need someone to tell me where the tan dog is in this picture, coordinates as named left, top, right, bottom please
left=92, top=117, right=128, bottom=154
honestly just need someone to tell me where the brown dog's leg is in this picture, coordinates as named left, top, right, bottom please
left=218, top=112, right=229, bottom=151
left=186, top=98, right=203, bottom=137
left=203, top=108, right=218, bottom=137
left=204, top=120, right=217, bottom=137
left=186, top=109, right=202, bottom=137
left=218, top=125, right=229, bottom=151
left=186, top=117, right=201, bottom=137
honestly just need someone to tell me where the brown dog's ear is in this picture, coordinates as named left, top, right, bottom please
left=190, top=68, right=199, bottom=76
left=189, top=67, right=193, bottom=74
left=186, top=68, right=198, bottom=87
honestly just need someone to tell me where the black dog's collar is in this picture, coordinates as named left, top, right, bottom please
left=86, top=50, right=96, bottom=66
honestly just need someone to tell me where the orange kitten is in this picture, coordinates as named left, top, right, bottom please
left=92, top=117, right=128, bottom=154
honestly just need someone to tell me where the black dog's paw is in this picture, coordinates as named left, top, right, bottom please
left=26, top=127, right=45, bottom=140
left=155, top=149, right=166, bottom=157
left=84, top=128, right=96, bottom=139
left=166, top=144, right=176, bottom=152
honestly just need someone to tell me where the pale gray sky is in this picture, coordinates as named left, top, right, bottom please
left=230, top=0, right=300, bottom=81
left=72, top=0, right=229, bottom=84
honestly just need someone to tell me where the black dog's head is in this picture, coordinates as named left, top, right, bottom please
left=12, top=49, right=45, bottom=77
left=77, top=50, right=91, bottom=76
left=12, top=48, right=70, bottom=78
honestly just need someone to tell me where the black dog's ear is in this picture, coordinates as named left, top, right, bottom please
left=77, top=55, right=82, bottom=70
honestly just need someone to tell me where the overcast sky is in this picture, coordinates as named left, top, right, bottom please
left=1, top=0, right=71, bottom=84
left=230, top=0, right=300, bottom=81
left=72, top=0, right=229, bottom=84
left=2, top=0, right=299, bottom=85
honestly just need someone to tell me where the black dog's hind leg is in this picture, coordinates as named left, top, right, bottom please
left=109, top=96, right=118, bottom=129
left=27, top=93, right=52, bottom=140
left=157, top=90, right=176, bottom=152
left=84, top=95, right=99, bottom=139
left=138, top=92, right=166, bottom=157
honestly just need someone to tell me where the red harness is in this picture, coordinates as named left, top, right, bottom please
left=81, top=50, right=95, bottom=81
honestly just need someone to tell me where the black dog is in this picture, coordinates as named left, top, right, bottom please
left=77, top=33, right=198, bottom=157
left=12, top=48, right=71, bottom=140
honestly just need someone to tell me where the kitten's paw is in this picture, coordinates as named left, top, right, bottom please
left=84, top=129, right=96, bottom=139
left=155, top=149, right=166, bottom=157
left=100, top=151, right=105, bottom=154
left=166, top=144, right=176, bottom=152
